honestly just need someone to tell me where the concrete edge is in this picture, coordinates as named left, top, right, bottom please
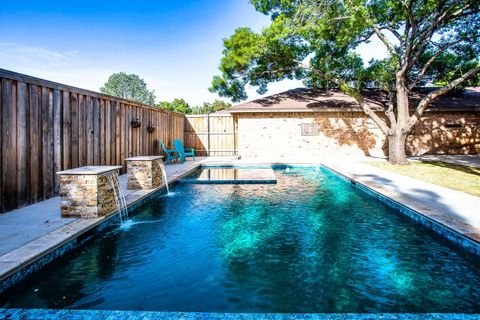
left=1, top=308, right=480, bottom=319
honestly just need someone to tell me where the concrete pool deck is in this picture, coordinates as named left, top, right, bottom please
left=0, top=155, right=479, bottom=294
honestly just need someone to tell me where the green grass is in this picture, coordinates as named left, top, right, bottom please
left=367, top=160, right=480, bottom=197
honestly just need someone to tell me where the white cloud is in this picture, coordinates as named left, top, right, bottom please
left=0, top=37, right=388, bottom=109
left=0, top=42, right=112, bottom=92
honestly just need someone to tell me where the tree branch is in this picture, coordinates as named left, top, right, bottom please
left=407, top=1, right=476, bottom=70
left=406, top=66, right=480, bottom=130
left=359, top=95, right=392, bottom=135
left=382, top=27, right=402, bottom=43
left=385, top=91, right=397, bottom=128
left=403, top=0, right=417, bottom=66
left=408, top=37, right=473, bottom=89
left=406, top=28, right=436, bottom=71
left=338, top=81, right=391, bottom=135
left=371, top=23, right=399, bottom=60
left=412, top=1, right=475, bottom=53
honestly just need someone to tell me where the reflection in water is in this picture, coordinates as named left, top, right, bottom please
left=1, top=167, right=480, bottom=312
left=193, top=168, right=239, bottom=181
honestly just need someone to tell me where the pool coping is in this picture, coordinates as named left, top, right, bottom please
left=1, top=159, right=479, bottom=314
left=1, top=308, right=479, bottom=320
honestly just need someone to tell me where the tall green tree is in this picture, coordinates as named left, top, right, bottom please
left=157, top=98, right=193, bottom=114
left=101, top=72, right=156, bottom=105
left=210, top=0, right=480, bottom=164
left=193, top=100, right=232, bottom=114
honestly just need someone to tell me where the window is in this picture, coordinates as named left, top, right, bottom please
left=445, top=123, right=462, bottom=129
left=301, top=123, right=320, bottom=136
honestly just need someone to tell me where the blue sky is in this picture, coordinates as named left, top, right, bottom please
left=0, top=0, right=387, bottom=106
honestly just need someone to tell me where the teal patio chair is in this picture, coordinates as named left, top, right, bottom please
left=161, top=141, right=180, bottom=163
left=173, top=139, right=196, bottom=163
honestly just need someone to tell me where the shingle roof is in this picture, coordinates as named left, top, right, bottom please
left=228, top=87, right=480, bottom=113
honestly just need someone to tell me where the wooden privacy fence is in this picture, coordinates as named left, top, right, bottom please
left=0, top=69, right=184, bottom=213
left=185, top=114, right=237, bottom=156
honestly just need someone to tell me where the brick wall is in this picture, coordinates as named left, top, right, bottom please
left=236, top=111, right=479, bottom=159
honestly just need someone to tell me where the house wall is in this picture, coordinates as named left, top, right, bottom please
left=236, top=111, right=480, bottom=159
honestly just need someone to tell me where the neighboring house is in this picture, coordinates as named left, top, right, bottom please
left=227, top=88, right=480, bottom=159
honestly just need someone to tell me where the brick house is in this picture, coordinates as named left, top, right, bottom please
left=227, top=87, right=480, bottom=159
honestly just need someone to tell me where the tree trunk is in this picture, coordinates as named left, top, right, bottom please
left=388, top=133, right=408, bottom=165
left=389, top=72, right=410, bottom=165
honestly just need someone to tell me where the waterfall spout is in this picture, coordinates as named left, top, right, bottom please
left=158, top=158, right=169, bottom=194
left=107, top=174, right=128, bottom=222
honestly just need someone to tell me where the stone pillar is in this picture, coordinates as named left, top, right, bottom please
left=57, top=166, right=122, bottom=218
left=125, top=156, right=164, bottom=190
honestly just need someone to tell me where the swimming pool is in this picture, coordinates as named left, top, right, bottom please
left=1, top=166, right=479, bottom=312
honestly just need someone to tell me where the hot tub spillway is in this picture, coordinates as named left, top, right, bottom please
left=181, top=167, right=277, bottom=184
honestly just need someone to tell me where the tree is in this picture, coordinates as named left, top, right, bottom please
left=193, top=100, right=232, bottom=114
left=210, top=0, right=480, bottom=164
left=101, top=72, right=156, bottom=105
left=156, top=98, right=193, bottom=114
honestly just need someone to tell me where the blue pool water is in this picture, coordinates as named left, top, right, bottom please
left=1, top=167, right=479, bottom=312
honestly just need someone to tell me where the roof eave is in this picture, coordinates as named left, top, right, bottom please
left=228, top=107, right=480, bottom=114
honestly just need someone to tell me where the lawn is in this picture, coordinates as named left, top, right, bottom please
left=367, top=160, right=480, bottom=197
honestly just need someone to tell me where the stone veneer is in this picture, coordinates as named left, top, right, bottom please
left=126, top=156, right=164, bottom=190
left=57, top=166, right=122, bottom=219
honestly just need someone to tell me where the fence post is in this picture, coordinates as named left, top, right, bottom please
left=233, top=115, right=236, bottom=157
left=207, top=113, right=210, bottom=156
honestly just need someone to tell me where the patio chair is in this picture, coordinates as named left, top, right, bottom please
left=161, top=141, right=180, bottom=163
left=173, top=139, right=196, bottom=163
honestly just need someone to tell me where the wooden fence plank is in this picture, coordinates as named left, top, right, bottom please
left=93, top=97, right=100, bottom=165
left=2, top=80, right=16, bottom=210
left=46, top=88, right=54, bottom=198
left=77, top=94, right=85, bottom=166
left=10, top=81, right=18, bottom=208
left=41, top=86, right=49, bottom=199
left=110, top=101, right=116, bottom=165
left=70, top=93, right=79, bottom=168
left=53, top=89, right=62, bottom=192
left=17, top=82, right=29, bottom=205
left=62, top=92, right=71, bottom=170
left=105, top=100, right=111, bottom=165
left=86, top=96, right=94, bottom=165
left=115, top=102, right=121, bottom=165
left=29, top=85, right=41, bottom=203
left=0, top=79, right=3, bottom=211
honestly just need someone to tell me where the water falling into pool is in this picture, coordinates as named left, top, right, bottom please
left=158, top=159, right=169, bottom=194
left=107, top=174, right=129, bottom=222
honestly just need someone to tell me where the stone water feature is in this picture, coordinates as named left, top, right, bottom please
left=57, top=166, right=122, bottom=219
left=125, top=156, right=167, bottom=191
